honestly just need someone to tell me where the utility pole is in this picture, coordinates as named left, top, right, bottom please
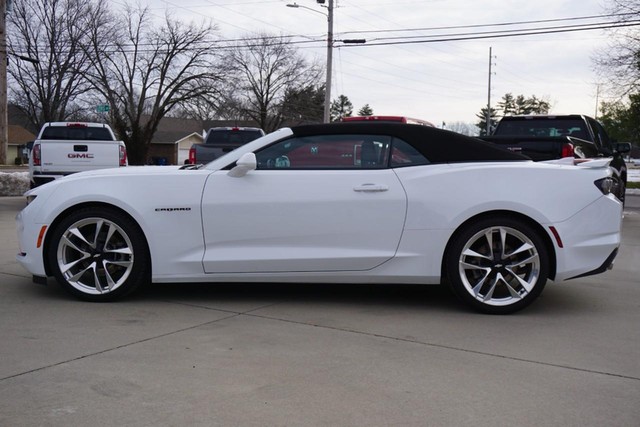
left=485, top=46, right=493, bottom=136
left=324, top=0, right=333, bottom=123
left=286, top=1, right=334, bottom=123
left=0, top=0, right=7, bottom=165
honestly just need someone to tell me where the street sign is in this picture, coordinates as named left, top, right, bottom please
left=96, top=104, right=110, bottom=113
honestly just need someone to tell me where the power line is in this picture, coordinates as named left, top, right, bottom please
left=10, top=13, right=637, bottom=55
left=336, top=13, right=636, bottom=36
left=341, top=21, right=640, bottom=47
left=337, top=49, right=484, bottom=90
left=337, top=1, right=483, bottom=77
left=17, top=19, right=636, bottom=55
left=363, top=19, right=639, bottom=43
left=339, top=69, right=476, bottom=100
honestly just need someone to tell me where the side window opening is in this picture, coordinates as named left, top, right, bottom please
left=589, top=118, right=612, bottom=150
left=255, top=134, right=392, bottom=170
left=390, top=138, right=430, bottom=167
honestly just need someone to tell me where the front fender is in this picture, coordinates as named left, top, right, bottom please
left=29, top=171, right=211, bottom=278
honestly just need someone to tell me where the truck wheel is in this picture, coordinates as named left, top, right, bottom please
left=47, top=207, right=150, bottom=301
left=446, top=216, right=549, bottom=314
left=618, top=180, right=626, bottom=205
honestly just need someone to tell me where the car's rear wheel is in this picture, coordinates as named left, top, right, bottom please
left=47, top=207, right=149, bottom=301
left=446, top=216, right=549, bottom=314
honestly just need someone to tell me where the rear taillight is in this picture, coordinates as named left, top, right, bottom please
left=32, top=143, right=41, bottom=166
left=188, top=147, right=196, bottom=164
left=594, top=177, right=614, bottom=196
left=561, top=143, right=574, bottom=158
left=119, top=145, right=127, bottom=166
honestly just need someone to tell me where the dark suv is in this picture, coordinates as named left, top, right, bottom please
left=188, top=127, right=265, bottom=164
left=483, top=115, right=631, bottom=203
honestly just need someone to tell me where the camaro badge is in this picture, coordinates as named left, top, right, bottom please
left=155, top=207, right=192, bottom=212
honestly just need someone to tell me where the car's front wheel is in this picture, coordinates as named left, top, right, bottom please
left=445, top=216, right=550, bottom=314
left=47, top=207, right=150, bottom=301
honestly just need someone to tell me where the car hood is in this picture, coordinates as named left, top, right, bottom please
left=25, top=165, right=208, bottom=198
left=72, top=165, right=185, bottom=177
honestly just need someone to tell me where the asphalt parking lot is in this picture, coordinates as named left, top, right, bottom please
left=1, top=195, right=639, bottom=426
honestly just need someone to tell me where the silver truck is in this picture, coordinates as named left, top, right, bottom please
left=29, top=122, right=127, bottom=188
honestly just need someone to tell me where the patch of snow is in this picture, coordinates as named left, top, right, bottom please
left=0, top=172, right=30, bottom=196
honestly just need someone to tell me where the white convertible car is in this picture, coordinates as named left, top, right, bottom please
left=16, top=123, right=623, bottom=313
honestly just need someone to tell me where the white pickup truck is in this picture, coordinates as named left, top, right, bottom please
left=29, top=122, right=128, bottom=188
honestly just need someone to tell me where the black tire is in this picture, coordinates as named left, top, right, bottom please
left=47, top=207, right=150, bottom=301
left=445, top=216, right=549, bottom=314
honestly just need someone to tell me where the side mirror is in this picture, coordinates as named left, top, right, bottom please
left=616, top=142, right=631, bottom=154
left=227, top=152, right=257, bottom=177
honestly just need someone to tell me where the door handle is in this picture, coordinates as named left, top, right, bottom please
left=354, top=183, right=389, bottom=192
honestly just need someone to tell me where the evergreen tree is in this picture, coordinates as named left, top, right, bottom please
left=599, top=93, right=640, bottom=144
left=498, top=93, right=516, bottom=116
left=330, top=95, right=353, bottom=122
left=477, top=93, right=552, bottom=136
left=496, top=93, right=551, bottom=117
left=280, top=84, right=324, bottom=124
left=476, top=107, right=499, bottom=136
left=358, top=104, right=373, bottom=116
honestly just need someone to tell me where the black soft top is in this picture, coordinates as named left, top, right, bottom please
left=290, top=122, right=528, bottom=163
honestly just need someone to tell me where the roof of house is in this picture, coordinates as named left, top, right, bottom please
left=8, top=125, right=36, bottom=145
left=175, top=132, right=204, bottom=145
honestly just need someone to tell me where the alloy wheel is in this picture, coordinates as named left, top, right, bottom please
left=56, top=217, right=134, bottom=295
left=458, top=226, right=541, bottom=307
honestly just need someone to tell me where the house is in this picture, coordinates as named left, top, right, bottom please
left=8, top=125, right=37, bottom=165
left=146, top=116, right=260, bottom=165
left=145, top=117, right=203, bottom=165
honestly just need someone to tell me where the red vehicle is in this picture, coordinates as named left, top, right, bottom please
left=341, top=116, right=434, bottom=127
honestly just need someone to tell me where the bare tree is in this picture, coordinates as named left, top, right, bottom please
left=170, top=98, right=224, bottom=122
left=170, top=84, right=245, bottom=122
left=224, top=33, right=323, bottom=132
left=596, top=1, right=640, bottom=95
left=7, top=0, right=94, bottom=130
left=446, top=121, right=478, bottom=136
left=82, top=4, right=224, bottom=164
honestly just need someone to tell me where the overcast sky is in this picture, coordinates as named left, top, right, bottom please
left=138, top=0, right=618, bottom=127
